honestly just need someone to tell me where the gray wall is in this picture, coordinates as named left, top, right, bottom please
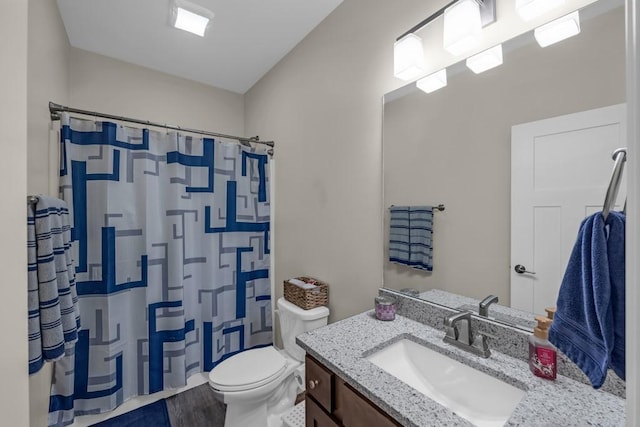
left=27, top=2, right=70, bottom=422
left=28, top=0, right=70, bottom=196
left=68, top=49, right=245, bottom=137
left=383, top=6, right=625, bottom=303
left=0, top=1, right=29, bottom=426
left=244, top=0, right=435, bottom=324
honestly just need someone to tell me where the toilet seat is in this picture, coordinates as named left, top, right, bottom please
left=209, top=346, right=288, bottom=392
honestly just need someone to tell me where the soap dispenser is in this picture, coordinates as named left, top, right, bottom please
left=529, top=314, right=557, bottom=380
left=545, top=307, right=556, bottom=321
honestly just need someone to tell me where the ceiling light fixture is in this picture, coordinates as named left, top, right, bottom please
left=534, top=11, right=580, bottom=47
left=416, top=69, right=448, bottom=93
left=515, top=0, right=565, bottom=22
left=465, top=44, right=503, bottom=73
left=394, top=34, right=427, bottom=81
left=171, top=0, right=214, bottom=37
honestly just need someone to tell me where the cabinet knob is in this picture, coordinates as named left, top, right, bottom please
left=308, top=379, right=319, bottom=390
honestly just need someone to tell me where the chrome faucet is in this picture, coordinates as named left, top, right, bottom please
left=443, top=311, right=491, bottom=358
left=444, top=311, right=472, bottom=344
left=479, top=295, right=499, bottom=317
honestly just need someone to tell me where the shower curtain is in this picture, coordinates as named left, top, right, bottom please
left=48, top=113, right=272, bottom=426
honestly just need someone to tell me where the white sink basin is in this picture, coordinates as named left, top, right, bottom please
left=366, top=339, right=525, bottom=427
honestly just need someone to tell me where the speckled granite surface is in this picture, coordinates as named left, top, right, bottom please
left=381, top=288, right=627, bottom=398
left=297, top=311, right=625, bottom=427
left=418, top=289, right=537, bottom=330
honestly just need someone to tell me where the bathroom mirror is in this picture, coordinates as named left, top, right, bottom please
left=382, top=0, right=626, bottom=331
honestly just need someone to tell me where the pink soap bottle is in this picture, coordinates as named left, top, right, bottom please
left=529, top=308, right=557, bottom=380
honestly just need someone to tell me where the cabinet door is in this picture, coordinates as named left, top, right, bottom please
left=306, top=397, right=339, bottom=427
left=334, top=377, right=400, bottom=427
left=306, top=355, right=334, bottom=412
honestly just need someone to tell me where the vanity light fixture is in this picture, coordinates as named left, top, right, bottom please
left=534, top=11, right=580, bottom=47
left=515, top=0, right=565, bottom=22
left=394, top=34, right=427, bottom=81
left=443, top=0, right=483, bottom=55
left=416, top=69, right=448, bottom=93
left=171, top=0, right=214, bottom=37
left=393, top=0, right=495, bottom=80
left=465, top=44, right=503, bottom=73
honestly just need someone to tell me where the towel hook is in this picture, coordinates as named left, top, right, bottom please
left=602, top=148, right=627, bottom=221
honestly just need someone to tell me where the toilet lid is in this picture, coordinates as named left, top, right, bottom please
left=209, top=346, right=288, bottom=392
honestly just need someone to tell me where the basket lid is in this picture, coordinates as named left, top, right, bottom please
left=278, top=297, right=329, bottom=320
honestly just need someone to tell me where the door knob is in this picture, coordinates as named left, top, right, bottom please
left=308, top=379, right=319, bottom=390
left=514, top=264, right=536, bottom=275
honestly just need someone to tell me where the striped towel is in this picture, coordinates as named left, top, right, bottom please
left=27, top=196, right=80, bottom=375
left=389, top=206, right=434, bottom=271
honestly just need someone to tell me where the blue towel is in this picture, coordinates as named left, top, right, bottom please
left=389, top=206, right=433, bottom=271
left=27, top=196, right=80, bottom=375
left=548, top=211, right=625, bottom=388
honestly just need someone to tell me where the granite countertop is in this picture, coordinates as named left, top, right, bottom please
left=297, top=311, right=625, bottom=427
left=419, top=289, right=537, bottom=330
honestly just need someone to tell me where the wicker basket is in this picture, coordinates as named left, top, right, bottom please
left=283, top=277, right=328, bottom=310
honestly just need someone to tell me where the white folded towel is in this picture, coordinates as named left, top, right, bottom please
left=288, top=278, right=317, bottom=290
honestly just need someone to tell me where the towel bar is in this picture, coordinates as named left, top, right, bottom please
left=389, top=204, right=445, bottom=212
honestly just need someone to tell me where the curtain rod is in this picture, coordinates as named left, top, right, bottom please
left=49, top=102, right=275, bottom=148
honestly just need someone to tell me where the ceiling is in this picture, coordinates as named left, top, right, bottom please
left=56, top=0, right=343, bottom=94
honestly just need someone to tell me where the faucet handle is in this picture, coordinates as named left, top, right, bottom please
left=444, top=311, right=473, bottom=345
left=443, top=318, right=458, bottom=341
left=444, top=310, right=472, bottom=325
left=444, top=325, right=457, bottom=341
left=471, top=331, right=493, bottom=357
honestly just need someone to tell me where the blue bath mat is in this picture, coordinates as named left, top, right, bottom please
left=90, top=400, right=171, bottom=427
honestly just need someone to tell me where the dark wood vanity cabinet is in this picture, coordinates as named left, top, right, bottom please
left=305, top=355, right=401, bottom=427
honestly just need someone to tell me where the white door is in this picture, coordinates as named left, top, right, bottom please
left=511, top=104, right=627, bottom=314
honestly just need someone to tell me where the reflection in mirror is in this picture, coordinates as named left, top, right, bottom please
left=382, top=0, right=625, bottom=331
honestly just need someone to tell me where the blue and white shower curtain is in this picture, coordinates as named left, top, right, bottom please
left=49, top=113, right=272, bottom=426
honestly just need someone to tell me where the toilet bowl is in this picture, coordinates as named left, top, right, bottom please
left=209, top=297, right=330, bottom=427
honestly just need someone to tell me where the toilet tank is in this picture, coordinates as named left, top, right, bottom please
left=277, top=297, right=330, bottom=362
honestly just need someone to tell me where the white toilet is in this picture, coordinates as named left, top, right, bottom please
left=209, top=297, right=330, bottom=427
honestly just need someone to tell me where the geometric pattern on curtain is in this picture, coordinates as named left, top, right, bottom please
left=48, top=113, right=272, bottom=426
